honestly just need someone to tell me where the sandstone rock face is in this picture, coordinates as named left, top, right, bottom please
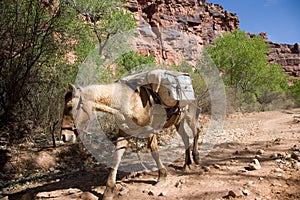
left=268, top=42, right=300, bottom=77
left=126, top=0, right=299, bottom=77
left=126, top=0, right=239, bottom=66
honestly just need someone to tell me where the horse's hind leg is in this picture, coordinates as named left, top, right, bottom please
left=191, top=110, right=201, bottom=165
left=103, top=137, right=128, bottom=200
left=192, top=130, right=200, bottom=165
left=148, top=134, right=167, bottom=186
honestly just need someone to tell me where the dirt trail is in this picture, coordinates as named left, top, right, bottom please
left=2, top=109, right=300, bottom=200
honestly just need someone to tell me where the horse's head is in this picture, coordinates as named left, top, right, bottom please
left=61, top=84, right=92, bottom=143
left=60, top=84, right=78, bottom=143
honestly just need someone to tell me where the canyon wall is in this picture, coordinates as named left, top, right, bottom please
left=268, top=42, right=300, bottom=77
left=125, top=0, right=300, bottom=77
left=126, top=0, right=239, bottom=66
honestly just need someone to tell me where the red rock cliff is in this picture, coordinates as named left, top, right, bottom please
left=126, top=0, right=239, bottom=66
left=125, top=0, right=299, bottom=77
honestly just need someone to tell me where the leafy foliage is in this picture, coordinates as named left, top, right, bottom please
left=289, top=79, right=300, bottom=104
left=0, top=0, right=94, bottom=135
left=116, top=51, right=156, bottom=76
left=68, top=0, right=137, bottom=55
left=206, top=30, right=290, bottom=111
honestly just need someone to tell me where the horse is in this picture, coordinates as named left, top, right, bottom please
left=60, top=71, right=200, bottom=200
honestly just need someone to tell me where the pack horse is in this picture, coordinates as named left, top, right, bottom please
left=61, top=69, right=201, bottom=200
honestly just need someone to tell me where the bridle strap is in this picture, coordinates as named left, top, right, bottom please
left=74, top=95, right=92, bottom=131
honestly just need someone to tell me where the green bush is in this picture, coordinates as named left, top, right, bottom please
left=206, top=30, right=291, bottom=111
left=289, top=79, right=300, bottom=104
left=116, top=51, right=156, bottom=76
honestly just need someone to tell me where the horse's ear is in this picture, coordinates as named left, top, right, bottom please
left=68, top=83, right=76, bottom=93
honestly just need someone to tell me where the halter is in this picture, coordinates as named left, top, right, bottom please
left=74, top=93, right=92, bottom=133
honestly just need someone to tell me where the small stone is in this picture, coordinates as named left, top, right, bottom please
left=245, top=181, right=255, bottom=187
left=175, top=181, right=182, bottom=188
left=179, top=179, right=186, bottom=184
left=257, top=149, right=264, bottom=155
left=291, top=152, right=300, bottom=161
left=118, top=187, right=129, bottom=196
left=275, top=159, right=284, bottom=163
left=159, top=191, right=167, bottom=196
left=202, top=166, right=210, bottom=172
left=129, top=172, right=138, bottom=178
left=143, top=169, right=151, bottom=175
left=80, top=192, right=98, bottom=200
left=228, top=189, right=243, bottom=197
left=213, top=164, right=221, bottom=169
left=285, top=154, right=292, bottom=160
left=273, top=168, right=283, bottom=172
left=271, top=182, right=282, bottom=187
left=248, top=159, right=261, bottom=170
left=292, top=161, right=300, bottom=169
left=242, top=189, right=250, bottom=196
left=238, top=168, right=247, bottom=173
left=143, top=189, right=154, bottom=196
left=271, top=153, right=279, bottom=158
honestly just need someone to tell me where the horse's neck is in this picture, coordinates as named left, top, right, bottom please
left=83, top=84, right=115, bottom=105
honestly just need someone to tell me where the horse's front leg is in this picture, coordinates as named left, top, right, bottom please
left=103, top=137, right=128, bottom=200
left=148, top=134, right=167, bottom=186
left=176, top=120, right=192, bottom=172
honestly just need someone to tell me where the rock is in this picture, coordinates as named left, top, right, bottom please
left=248, top=159, right=261, bottom=170
left=175, top=181, right=182, bottom=188
left=257, top=149, right=265, bottom=155
left=202, top=166, right=210, bottom=172
left=213, top=164, right=222, bottom=169
left=80, top=192, right=98, bottom=200
left=271, top=182, right=282, bottom=187
left=293, top=115, right=300, bottom=123
left=242, top=189, right=250, bottom=196
left=292, top=161, right=300, bottom=169
left=245, top=181, right=255, bottom=187
left=118, top=187, right=129, bottom=196
left=291, top=145, right=299, bottom=151
left=143, top=189, right=154, bottom=196
left=273, top=168, right=284, bottom=172
left=159, top=191, right=167, bottom=196
left=175, top=179, right=186, bottom=188
left=291, top=152, right=300, bottom=161
left=255, top=155, right=262, bottom=159
left=125, top=0, right=240, bottom=66
left=228, top=189, right=243, bottom=198
left=36, top=188, right=81, bottom=198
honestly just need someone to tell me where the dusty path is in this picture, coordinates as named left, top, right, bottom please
left=3, top=109, right=300, bottom=200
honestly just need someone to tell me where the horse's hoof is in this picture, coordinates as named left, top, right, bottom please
left=103, top=187, right=115, bottom=200
left=183, top=165, right=191, bottom=173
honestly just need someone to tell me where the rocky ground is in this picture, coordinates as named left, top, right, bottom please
left=1, top=109, right=300, bottom=200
